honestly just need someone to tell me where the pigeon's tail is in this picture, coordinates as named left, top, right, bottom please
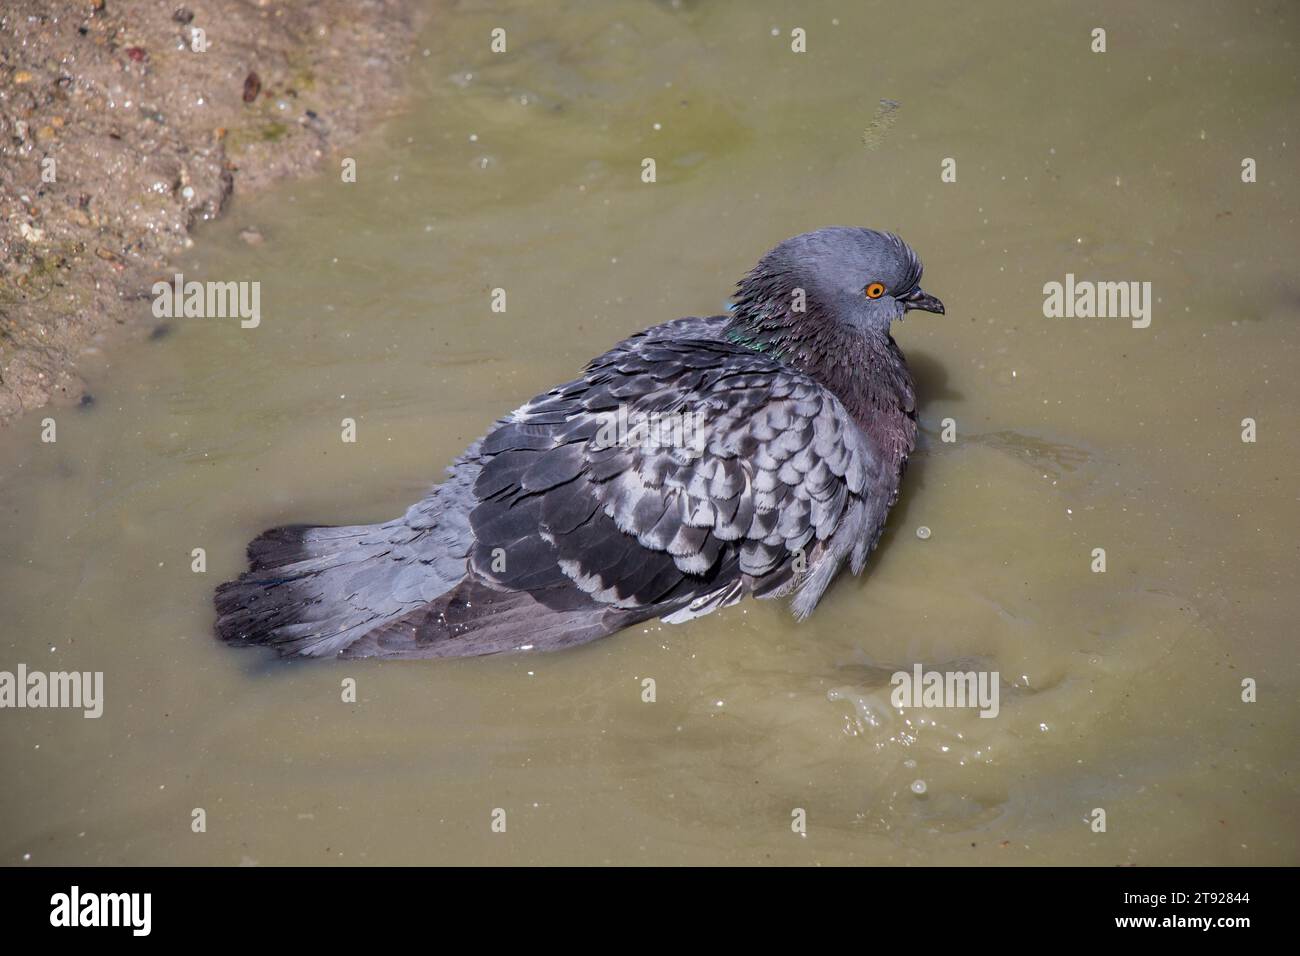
left=215, top=447, right=485, bottom=658
left=335, top=578, right=644, bottom=660
left=214, top=520, right=467, bottom=658
left=214, top=524, right=644, bottom=660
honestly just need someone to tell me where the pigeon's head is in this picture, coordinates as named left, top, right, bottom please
left=729, top=227, right=944, bottom=344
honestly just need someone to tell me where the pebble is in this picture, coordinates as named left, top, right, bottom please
left=916, top=525, right=931, bottom=540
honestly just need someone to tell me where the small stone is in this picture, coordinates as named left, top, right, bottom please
left=910, top=779, right=927, bottom=795
left=916, top=525, right=931, bottom=540
left=238, top=227, right=264, bottom=246
left=14, top=70, right=34, bottom=84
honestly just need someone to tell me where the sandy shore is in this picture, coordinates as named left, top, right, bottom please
left=0, top=0, right=425, bottom=426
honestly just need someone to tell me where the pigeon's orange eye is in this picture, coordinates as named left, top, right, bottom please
left=865, top=282, right=886, bottom=299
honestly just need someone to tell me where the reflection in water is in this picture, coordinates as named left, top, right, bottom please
left=974, top=430, right=1092, bottom=477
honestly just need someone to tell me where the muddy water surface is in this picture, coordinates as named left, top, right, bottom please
left=2, top=0, right=1297, bottom=865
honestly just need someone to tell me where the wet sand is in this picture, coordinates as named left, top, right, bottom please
left=0, top=0, right=425, bottom=425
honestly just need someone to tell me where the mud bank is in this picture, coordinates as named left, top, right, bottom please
left=0, top=0, right=425, bottom=425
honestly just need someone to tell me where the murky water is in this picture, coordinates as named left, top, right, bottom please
left=3, top=0, right=1297, bottom=865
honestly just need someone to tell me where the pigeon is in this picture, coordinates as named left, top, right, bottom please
left=214, top=227, right=944, bottom=659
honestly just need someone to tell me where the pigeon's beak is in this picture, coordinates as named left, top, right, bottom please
left=902, top=287, right=945, bottom=315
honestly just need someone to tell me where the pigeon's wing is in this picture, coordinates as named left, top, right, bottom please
left=465, top=328, right=887, bottom=626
